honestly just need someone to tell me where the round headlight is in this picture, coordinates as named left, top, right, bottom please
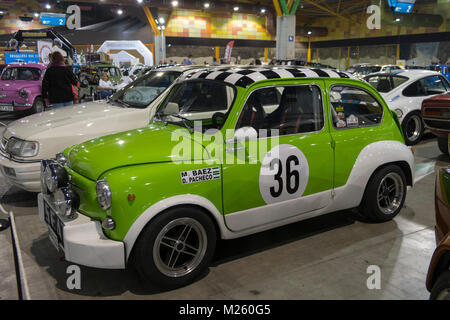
left=54, top=187, right=79, bottom=218
left=18, top=89, right=28, bottom=99
left=44, top=166, right=57, bottom=193
left=44, top=162, right=69, bottom=193
left=96, top=180, right=111, bottom=210
left=395, top=109, right=404, bottom=119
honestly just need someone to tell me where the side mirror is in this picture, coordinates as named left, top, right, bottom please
left=233, top=126, right=258, bottom=142
left=164, top=102, right=180, bottom=115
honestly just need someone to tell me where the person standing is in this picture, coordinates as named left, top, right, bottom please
left=42, top=52, right=78, bottom=108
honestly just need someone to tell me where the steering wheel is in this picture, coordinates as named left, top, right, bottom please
left=212, top=112, right=226, bottom=128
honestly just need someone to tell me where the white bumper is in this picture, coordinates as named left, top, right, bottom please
left=38, top=193, right=126, bottom=269
left=0, top=155, right=41, bottom=192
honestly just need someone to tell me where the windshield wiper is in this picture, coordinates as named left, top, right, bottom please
left=159, top=114, right=194, bottom=133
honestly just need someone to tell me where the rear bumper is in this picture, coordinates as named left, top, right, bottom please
left=38, top=193, right=126, bottom=269
left=0, top=155, right=41, bottom=192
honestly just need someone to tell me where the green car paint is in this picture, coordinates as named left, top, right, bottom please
left=63, top=76, right=406, bottom=241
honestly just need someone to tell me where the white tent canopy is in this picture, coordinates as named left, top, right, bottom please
left=109, top=50, right=140, bottom=66
left=97, top=40, right=153, bottom=66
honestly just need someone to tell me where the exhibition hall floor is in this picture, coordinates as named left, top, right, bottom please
left=0, top=135, right=447, bottom=300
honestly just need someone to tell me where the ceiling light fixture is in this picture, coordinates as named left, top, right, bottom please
left=234, top=6, right=239, bottom=12
left=204, top=3, right=210, bottom=8
left=261, top=8, right=266, bottom=14
left=117, top=9, right=123, bottom=15
left=172, top=1, right=179, bottom=7
left=45, top=4, right=51, bottom=9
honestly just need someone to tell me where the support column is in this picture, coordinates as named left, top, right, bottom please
left=274, top=0, right=300, bottom=60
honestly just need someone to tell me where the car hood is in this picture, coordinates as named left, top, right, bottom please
left=5, top=101, right=142, bottom=141
left=0, top=80, right=39, bottom=93
left=67, top=123, right=208, bottom=180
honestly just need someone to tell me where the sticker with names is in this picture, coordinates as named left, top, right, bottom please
left=181, top=167, right=221, bottom=184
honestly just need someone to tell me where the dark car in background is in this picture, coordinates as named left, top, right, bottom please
left=426, top=165, right=450, bottom=300
left=422, top=93, right=450, bottom=154
left=0, top=64, right=6, bottom=75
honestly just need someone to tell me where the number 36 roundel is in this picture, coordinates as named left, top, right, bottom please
left=259, top=144, right=309, bottom=204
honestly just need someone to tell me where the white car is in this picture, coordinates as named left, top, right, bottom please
left=364, top=70, right=450, bottom=145
left=352, top=64, right=404, bottom=79
left=0, top=66, right=207, bottom=192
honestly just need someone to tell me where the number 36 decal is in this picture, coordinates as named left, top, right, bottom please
left=259, top=144, right=309, bottom=204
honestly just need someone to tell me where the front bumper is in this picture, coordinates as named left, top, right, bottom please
left=0, top=101, right=33, bottom=111
left=0, top=155, right=41, bottom=192
left=38, top=193, right=126, bottom=269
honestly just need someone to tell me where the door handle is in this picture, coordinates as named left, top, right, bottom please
left=226, top=146, right=246, bottom=153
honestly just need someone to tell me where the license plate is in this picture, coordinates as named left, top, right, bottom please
left=0, top=105, right=13, bottom=111
left=44, top=201, right=64, bottom=250
left=48, top=227, right=59, bottom=251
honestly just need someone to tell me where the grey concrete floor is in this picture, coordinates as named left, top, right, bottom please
left=0, top=131, right=448, bottom=300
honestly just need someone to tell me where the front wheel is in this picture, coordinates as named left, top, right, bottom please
left=133, top=206, right=217, bottom=289
left=359, top=165, right=407, bottom=223
left=402, top=111, right=424, bottom=146
left=30, top=97, right=44, bottom=114
left=437, top=137, right=449, bottom=155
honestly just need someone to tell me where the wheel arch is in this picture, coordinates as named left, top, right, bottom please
left=123, top=194, right=226, bottom=262
left=427, top=250, right=450, bottom=291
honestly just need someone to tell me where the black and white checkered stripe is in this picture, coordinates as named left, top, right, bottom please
left=189, top=67, right=353, bottom=88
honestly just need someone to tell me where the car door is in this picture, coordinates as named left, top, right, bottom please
left=221, top=81, right=334, bottom=232
left=326, top=81, right=386, bottom=190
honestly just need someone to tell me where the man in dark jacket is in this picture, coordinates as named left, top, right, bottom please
left=42, top=52, right=78, bottom=108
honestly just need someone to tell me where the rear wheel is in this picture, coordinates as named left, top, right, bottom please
left=437, top=137, right=449, bottom=155
left=430, top=270, right=450, bottom=300
left=402, top=111, right=424, bottom=146
left=133, top=206, right=217, bottom=289
left=359, top=165, right=407, bottom=222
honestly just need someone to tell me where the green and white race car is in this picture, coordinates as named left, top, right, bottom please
left=39, top=66, right=415, bottom=289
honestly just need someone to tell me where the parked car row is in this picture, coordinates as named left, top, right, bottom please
left=0, top=63, right=448, bottom=297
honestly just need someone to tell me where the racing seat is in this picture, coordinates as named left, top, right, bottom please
left=237, top=92, right=266, bottom=131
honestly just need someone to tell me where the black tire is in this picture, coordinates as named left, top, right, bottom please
left=402, top=111, right=424, bottom=146
left=133, top=206, right=217, bottom=289
left=437, top=137, right=449, bottom=155
left=430, top=270, right=450, bottom=300
left=359, top=165, right=407, bottom=223
left=30, top=97, right=44, bottom=114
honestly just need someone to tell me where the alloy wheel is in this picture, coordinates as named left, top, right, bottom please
left=377, top=172, right=405, bottom=215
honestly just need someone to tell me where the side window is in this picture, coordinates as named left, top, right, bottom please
left=423, top=76, right=448, bottom=95
left=330, top=85, right=383, bottom=129
left=236, top=85, right=324, bottom=136
left=403, top=80, right=425, bottom=97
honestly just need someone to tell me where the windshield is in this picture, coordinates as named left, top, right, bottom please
left=155, top=80, right=236, bottom=131
left=364, top=75, right=409, bottom=93
left=1, top=67, right=41, bottom=81
left=355, top=66, right=382, bottom=75
left=110, top=71, right=182, bottom=109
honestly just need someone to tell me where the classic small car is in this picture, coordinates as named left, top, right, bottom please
left=365, top=70, right=450, bottom=145
left=0, top=66, right=206, bottom=192
left=39, top=66, right=414, bottom=289
left=0, top=63, right=47, bottom=114
left=422, top=93, right=450, bottom=154
left=426, top=164, right=450, bottom=300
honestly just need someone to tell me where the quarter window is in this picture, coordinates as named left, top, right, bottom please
left=330, top=85, right=383, bottom=129
left=236, top=85, right=324, bottom=136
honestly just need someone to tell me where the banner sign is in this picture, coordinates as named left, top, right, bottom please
left=40, top=13, right=67, bottom=26
left=224, top=41, right=235, bottom=64
left=5, top=52, right=39, bottom=64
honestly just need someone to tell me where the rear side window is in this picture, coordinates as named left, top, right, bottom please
left=330, top=85, right=383, bottom=129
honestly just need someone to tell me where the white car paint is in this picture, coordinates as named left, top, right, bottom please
left=372, top=70, right=447, bottom=124
left=0, top=66, right=205, bottom=192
